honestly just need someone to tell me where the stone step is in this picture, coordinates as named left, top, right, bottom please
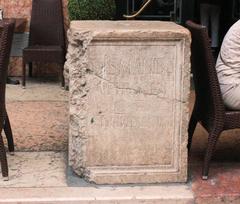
left=1, top=152, right=240, bottom=203
left=0, top=186, right=193, bottom=204
left=0, top=151, right=193, bottom=204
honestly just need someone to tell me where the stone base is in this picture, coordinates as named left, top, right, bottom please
left=1, top=151, right=240, bottom=204
left=0, top=152, right=193, bottom=203
left=83, top=166, right=187, bottom=184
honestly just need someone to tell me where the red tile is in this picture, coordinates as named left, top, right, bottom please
left=191, top=152, right=240, bottom=203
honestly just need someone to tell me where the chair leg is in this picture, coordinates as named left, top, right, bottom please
left=22, top=60, right=26, bottom=87
left=29, top=62, right=33, bottom=77
left=202, top=128, right=221, bottom=180
left=0, top=134, right=8, bottom=180
left=4, top=113, right=14, bottom=154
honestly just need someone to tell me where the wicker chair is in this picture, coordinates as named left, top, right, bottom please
left=22, top=0, right=66, bottom=87
left=186, top=20, right=240, bottom=179
left=0, top=20, right=15, bottom=180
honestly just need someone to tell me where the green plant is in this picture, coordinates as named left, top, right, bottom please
left=68, top=0, right=116, bottom=20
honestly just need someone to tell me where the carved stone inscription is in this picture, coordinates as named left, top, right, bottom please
left=85, top=41, right=181, bottom=168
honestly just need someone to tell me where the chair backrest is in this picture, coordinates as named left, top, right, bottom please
left=29, top=0, right=65, bottom=48
left=0, top=20, right=15, bottom=104
left=185, top=20, right=225, bottom=125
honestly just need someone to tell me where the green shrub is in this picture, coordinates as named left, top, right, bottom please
left=68, top=0, right=116, bottom=20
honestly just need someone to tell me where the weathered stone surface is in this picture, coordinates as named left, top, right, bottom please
left=66, top=21, right=191, bottom=184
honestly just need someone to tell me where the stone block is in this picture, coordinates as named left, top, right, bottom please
left=66, top=21, right=191, bottom=184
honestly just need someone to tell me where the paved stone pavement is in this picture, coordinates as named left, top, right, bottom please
left=0, top=151, right=239, bottom=203
left=5, top=78, right=68, bottom=151
left=0, top=152, right=67, bottom=187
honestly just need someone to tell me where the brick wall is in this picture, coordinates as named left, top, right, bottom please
left=0, top=0, right=70, bottom=77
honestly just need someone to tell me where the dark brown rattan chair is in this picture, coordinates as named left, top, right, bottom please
left=0, top=20, right=15, bottom=180
left=22, top=0, right=66, bottom=87
left=186, top=20, right=240, bottom=179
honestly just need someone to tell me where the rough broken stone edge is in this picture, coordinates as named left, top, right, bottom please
left=65, top=29, right=93, bottom=176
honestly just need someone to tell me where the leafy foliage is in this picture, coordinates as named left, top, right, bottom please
left=68, top=0, right=116, bottom=20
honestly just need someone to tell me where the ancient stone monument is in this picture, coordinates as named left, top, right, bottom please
left=65, top=21, right=191, bottom=184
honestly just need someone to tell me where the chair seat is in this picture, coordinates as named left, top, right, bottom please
left=23, top=45, right=64, bottom=63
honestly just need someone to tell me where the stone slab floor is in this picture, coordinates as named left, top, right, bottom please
left=0, top=79, right=240, bottom=203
